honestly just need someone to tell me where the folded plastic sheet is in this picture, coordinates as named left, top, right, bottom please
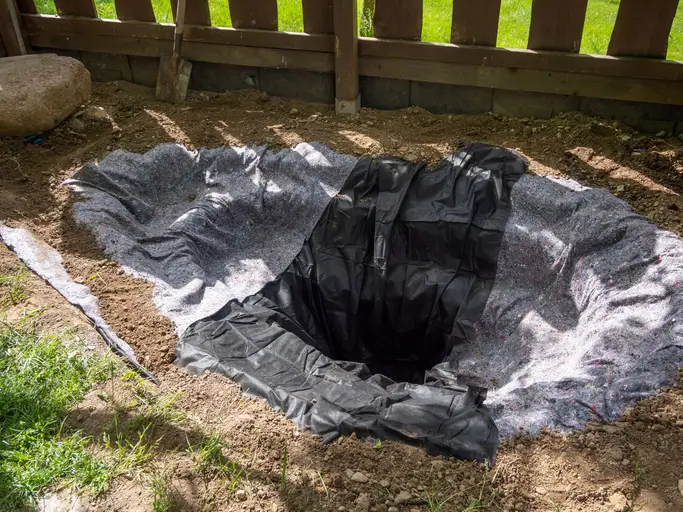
left=179, top=143, right=527, bottom=462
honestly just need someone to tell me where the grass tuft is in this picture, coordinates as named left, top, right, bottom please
left=187, top=434, right=243, bottom=493
left=149, top=471, right=177, bottom=512
left=0, top=265, right=29, bottom=306
left=0, top=321, right=115, bottom=510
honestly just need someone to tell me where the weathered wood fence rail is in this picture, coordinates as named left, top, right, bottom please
left=1, top=0, right=682, bottom=131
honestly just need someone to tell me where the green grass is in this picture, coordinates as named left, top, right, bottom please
left=33, top=0, right=683, bottom=59
left=0, top=265, right=29, bottom=306
left=0, top=322, right=115, bottom=511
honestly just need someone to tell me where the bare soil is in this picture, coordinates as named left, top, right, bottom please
left=1, top=81, right=683, bottom=512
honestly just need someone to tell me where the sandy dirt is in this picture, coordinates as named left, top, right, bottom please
left=1, top=81, right=683, bottom=512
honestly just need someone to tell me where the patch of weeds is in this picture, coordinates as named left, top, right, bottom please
left=123, top=373, right=186, bottom=433
left=187, top=434, right=243, bottom=493
left=462, top=474, right=495, bottom=512
left=0, top=321, right=115, bottom=510
left=0, top=265, right=29, bottom=305
left=149, top=471, right=177, bottom=512
left=103, top=415, right=157, bottom=474
left=281, top=445, right=288, bottom=489
left=544, top=498, right=563, bottom=512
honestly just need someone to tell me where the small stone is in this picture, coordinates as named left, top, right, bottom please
left=606, top=447, right=624, bottom=461
left=289, top=108, right=299, bottom=115
left=515, top=443, right=526, bottom=452
left=394, top=491, right=411, bottom=504
left=655, top=130, right=666, bottom=138
left=621, top=458, right=630, bottom=466
left=338, top=507, right=346, bottom=511
left=523, top=126, right=532, bottom=136
left=515, top=503, right=525, bottom=511
left=69, top=117, right=85, bottom=132
left=651, top=424, right=666, bottom=431
left=535, top=487, right=547, bottom=495
left=556, top=132, right=562, bottom=139
left=608, top=492, right=628, bottom=511
left=379, top=479, right=390, bottom=488
left=236, top=489, right=247, bottom=501
left=406, top=154, right=418, bottom=162
left=356, top=493, right=371, bottom=511
left=351, top=472, right=369, bottom=483
left=615, top=185, right=625, bottom=193
left=631, top=151, right=641, bottom=157
left=388, top=508, right=398, bottom=512
left=345, top=469, right=355, bottom=479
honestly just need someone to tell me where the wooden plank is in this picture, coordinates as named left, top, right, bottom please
left=451, top=0, right=500, bottom=46
left=608, top=0, right=679, bottom=59
left=334, top=0, right=359, bottom=112
left=373, top=0, right=422, bottom=40
left=170, top=0, right=210, bottom=26
left=114, top=0, right=155, bottom=22
left=16, top=0, right=37, bottom=14
left=359, top=55, right=683, bottom=105
left=302, top=0, right=334, bottom=34
left=21, top=15, right=334, bottom=52
left=53, top=0, right=97, bottom=17
left=228, top=0, right=277, bottom=30
left=528, top=0, right=588, bottom=53
left=358, top=37, right=683, bottom=82
left=27, top=30, right=333, bottom=72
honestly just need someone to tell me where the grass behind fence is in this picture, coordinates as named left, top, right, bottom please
left=34, top=0, right=683, bottom=59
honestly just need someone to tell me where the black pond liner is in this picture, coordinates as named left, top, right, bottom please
left=178, top=143, right=528, bottom=463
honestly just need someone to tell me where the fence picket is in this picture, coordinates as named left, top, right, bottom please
left=334, top=0, right=359, bottom=113
left=608, top=0, right=679, bottom=59
left=114, top=0, right=155, bottom=22
left=171, top=0, right=211, bottom=25
left=302, top=0, right=334, bottom=34
left=228, top=0, right=278, bottom=30
left=451, top=0, right=501, bottom=46
left=528, top=0, right=588, bottom=53
left=16, top=0, right=37, bottom=14
left=374, top=0, right=422, bottom=40
left=53, top=0, right=98, bottom=17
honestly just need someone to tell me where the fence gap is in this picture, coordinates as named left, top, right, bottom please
left=334, top=0, right=359, bottom=114
left=373, top=0, right=422, bottom=40
left=228, top=0, right=278, bottom=30
left=302, top=0, right=334, bottom=34
left=608, top=0, right=679, bottom=59
left=53, top=0, right=97, bottom=17
left=114, top=0, right=155, bottom=22
left=451, top=0, right=501, bottom=46
left=528, top=0, right=588, bottom=53
left=171, top=0, right=211, bottom=25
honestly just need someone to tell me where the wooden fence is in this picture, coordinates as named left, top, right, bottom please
left=0, top=0, right=682, bottom=125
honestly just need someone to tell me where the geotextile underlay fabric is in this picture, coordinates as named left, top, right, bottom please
left=61, top=141, right=683, bottom=463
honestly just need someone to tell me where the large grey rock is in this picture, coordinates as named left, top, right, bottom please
left=0, top=53, right=91, bottom=137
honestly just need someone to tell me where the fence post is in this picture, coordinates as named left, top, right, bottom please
left=333, top=0, right=360, bottom=114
